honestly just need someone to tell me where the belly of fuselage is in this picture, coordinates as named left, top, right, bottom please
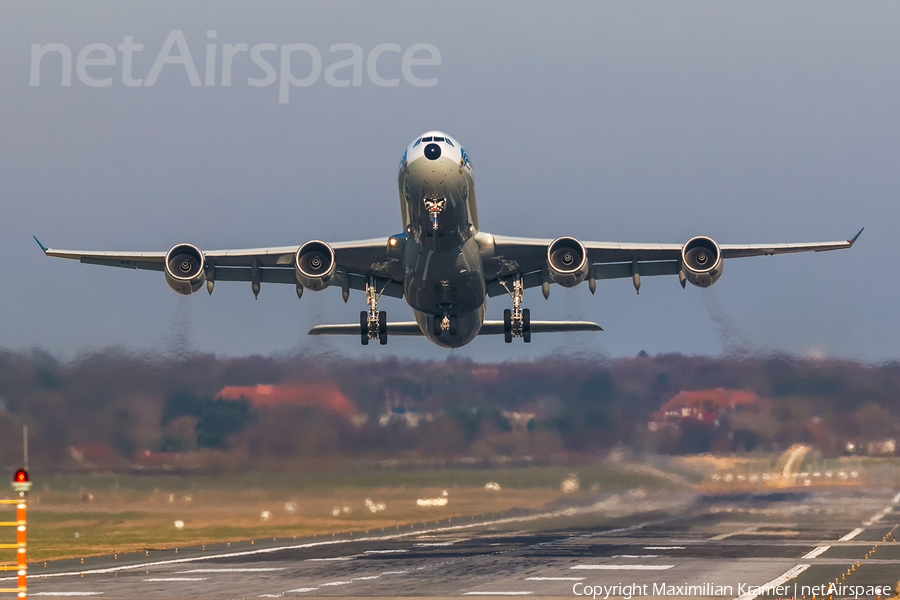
left=403, top=235, right=487, bottom=315
left=415, top=305, right=485, bottom=348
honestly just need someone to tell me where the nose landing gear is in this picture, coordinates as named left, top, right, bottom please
left=360, top=276, right=388, bottom=345
left=424, top=197, right=446, bottom=237
left=501, top=275, right=531, bottom=343
left=433, top=305, right=458, bottom=337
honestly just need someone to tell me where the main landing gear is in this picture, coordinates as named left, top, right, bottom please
left=360, top=276, right=387, bottom=345
left=501, top=274, right=531, bottom=343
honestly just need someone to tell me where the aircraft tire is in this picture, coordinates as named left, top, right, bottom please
left=523, top=308, right=531, bottom=343
left=360, top=311, right=369, bottom=346
left=503, top=309, right=512, bottom=343
left=379, top=311, right=388, bottom=345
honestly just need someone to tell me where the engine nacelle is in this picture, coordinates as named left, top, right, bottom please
left=295, top=240, right=336, bottom=291
left=547, top=237, right=589, bottom=288
left=165, top=243, right=206, bottom=295
left=681, top=236, right=723, bottom=288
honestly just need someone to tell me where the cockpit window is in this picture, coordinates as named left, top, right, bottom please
left=413, top=138, right=421, bottom=147
left=422, top=136, right=433, bottom=142
left=433, top=136, right=445, bottom=142
left=445, top=138, right=454, bottom=147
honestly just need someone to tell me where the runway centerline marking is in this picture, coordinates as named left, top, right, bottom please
left=284, top=588, right=318, bottom=593
left=612, top=554, right=658, bottom=558
left=319, top=581, right=353, bottom=587
left=178, top=568, right=286, bottom=573
left=801, top=546, right=830, bottom=559
left=571, top=564, right=674, bottom=570
left=143, top=577, right=208, bottom=582
left=733, top=563, right=810, bottom=600
left=644, top=546, right=685, bottom=549
left=365, top=549, right=409, bottom=553
left=839, top=527, right=864, bottom=541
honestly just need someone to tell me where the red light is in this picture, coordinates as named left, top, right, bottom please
left=13, top=469, right=28, bottom=483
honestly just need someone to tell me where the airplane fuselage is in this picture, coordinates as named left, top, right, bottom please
left=398, top=131, right=486, bottom=347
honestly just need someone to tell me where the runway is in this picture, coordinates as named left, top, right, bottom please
left=9, top=488, right=900, bottom=599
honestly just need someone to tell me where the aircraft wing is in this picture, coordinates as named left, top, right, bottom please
left=34, top=236, right=405, bottom=298
left=484, top=228, right=863, bottom=296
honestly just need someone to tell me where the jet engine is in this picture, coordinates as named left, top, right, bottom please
left=547, top=237, right=589, bottom=288
left=165, top=243, right=206, bottom=295
left=681, top=236, right=723, bottom=288
left=295, top=240, right=336, bottom=291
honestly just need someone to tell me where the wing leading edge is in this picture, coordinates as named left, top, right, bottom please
left=484, top=228, right=862, bottom=296
left=34, top=236, right=405, bottom=298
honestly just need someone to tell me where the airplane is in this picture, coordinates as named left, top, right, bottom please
left=35, top=130, right=863, bottom=348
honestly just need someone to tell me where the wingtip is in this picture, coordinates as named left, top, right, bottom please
left=33, top=235, right=48, bottom=253
left=849, top=227, right=864, bottom=246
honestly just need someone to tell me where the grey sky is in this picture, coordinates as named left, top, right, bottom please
left=1, top=1, right=898, bottom=361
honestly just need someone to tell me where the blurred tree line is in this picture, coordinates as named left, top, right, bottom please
left=0, top=349, right=899, bottom=471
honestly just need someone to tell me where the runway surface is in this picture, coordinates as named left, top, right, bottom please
left=8, top=487, right=900, bottom=599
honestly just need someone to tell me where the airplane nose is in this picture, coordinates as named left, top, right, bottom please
left=423, top=143, right=442, bottom=161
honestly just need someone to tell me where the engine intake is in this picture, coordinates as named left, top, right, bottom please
left=547, top=237, right=589, bottom=288
left=165, top=243, right=206, bottom=295
left=681, top=236, right=723, bottom=288
left=295, top=240, right=336, bottom=291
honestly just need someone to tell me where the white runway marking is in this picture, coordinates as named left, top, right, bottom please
left=30, top=594, right=104, bottom=597
left=644, top=545, right=685, bottom=549
left=733, top=563, right=810, bottom=600
left=319, top=581, right=353, bottom=586
left=143, top=577, right=208, bottom=582
left=0, top=505, right=603, bottom=583
left=801, top=546, right=830, bottom=559
left=525, top=576, right=585, bottom=581
left=179, top=568, right=286, bottom=573
left=839, top=527, right=864, bottom=541
left=415, top=542, right=456, bottom=546
left=612, top=554, right=658, bottom=558
left=306, top=556, right=354, bottom=561
left=464, top=593, right=533, bottom=596
left=893, top=492, right=900, bottom=504
left=571, top=564, right=674, bottom=570
left=285, top=588, right=318, bottom=593
left=365, top=549, right=409, bottom=553
left=353, top=575, right=381, bottom=580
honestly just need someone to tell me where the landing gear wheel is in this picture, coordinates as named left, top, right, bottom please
left=503, top=309, right=512, bottom=343
left=433, top=316, right=443, bottom=336
left=522, top=308, right=531, bottom=343
left=378, top=311, right=388, bottom=345
left=448, top=315, right=458, bottom=336
left=360, top=311, right=369, bottom=346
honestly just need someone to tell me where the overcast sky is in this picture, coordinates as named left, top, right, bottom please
left=1, top=1, right=898, bottom=362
